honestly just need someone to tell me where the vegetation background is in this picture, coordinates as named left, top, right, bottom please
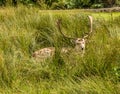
left=0, top=0, right=120, bottom=9
left=0, top=0, right=120, bottom=94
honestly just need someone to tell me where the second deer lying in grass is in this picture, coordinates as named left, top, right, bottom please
left=32, top=15, right=93, bottom=60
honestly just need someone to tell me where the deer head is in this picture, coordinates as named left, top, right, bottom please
left=56, top=15, right=93, bottom=52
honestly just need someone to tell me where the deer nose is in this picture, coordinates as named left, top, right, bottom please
left=81, top=48, right=84, bottom=50
left=80, top=43, right=85, bottom=49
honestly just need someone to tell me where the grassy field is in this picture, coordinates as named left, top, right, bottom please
left=0, top=6, right=120, bottom=94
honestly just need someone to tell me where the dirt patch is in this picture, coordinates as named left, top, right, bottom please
left=85, top=7, right=120, bottom=12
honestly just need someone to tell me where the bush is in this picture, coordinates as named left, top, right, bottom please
left=0, top=0, right=6, bottom=6
left=91, top=3, right=104, bottom=8
left=51, top=2, right=66, bottom=10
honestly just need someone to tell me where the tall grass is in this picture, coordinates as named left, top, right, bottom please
left=0, top=6, right=120, bottom=93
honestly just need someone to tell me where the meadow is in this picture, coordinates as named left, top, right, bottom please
left=0, top=6, right=120, bottom=94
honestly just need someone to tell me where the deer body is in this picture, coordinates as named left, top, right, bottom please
left=32, top=38, right=86, bottom=59
left=32, top=47, right=72, bottom=59
left=32, top=16, right=93, bottom=60
left=33, top=47, right=55, bottom=58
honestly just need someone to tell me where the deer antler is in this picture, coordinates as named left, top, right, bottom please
left=56, top=15, right=93, bottom=40
left=56, top=19, right=75, bottom=39
left=83, top=15, right=93, bottom=39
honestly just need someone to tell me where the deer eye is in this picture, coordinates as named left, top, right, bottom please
left=77, top=39, right=81, bottom=41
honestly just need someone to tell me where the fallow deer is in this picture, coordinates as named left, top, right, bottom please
left=32, top=15, right=93, bottom=60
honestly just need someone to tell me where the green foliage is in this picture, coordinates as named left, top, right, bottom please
left=20, top=0, right=31, bottom=5
left=73, top=0, right=91, bottom=8
left=0, top=0, right=119, bottom=9
left=0, top=0, right=6, bottom=6
left=62, top=0, right=91, bottom=9
left=116, top=0, right=120, bottom=6
left=51, top=1, right=66, bottom=9
left=91, top=3, right=104, bottom=8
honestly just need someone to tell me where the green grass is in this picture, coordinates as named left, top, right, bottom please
left=0, top=6, right=120, bottom=94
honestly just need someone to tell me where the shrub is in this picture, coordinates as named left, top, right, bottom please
left=91, top=3, right=104, bottom=8
left=51, top=2, right=66, bottom=9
